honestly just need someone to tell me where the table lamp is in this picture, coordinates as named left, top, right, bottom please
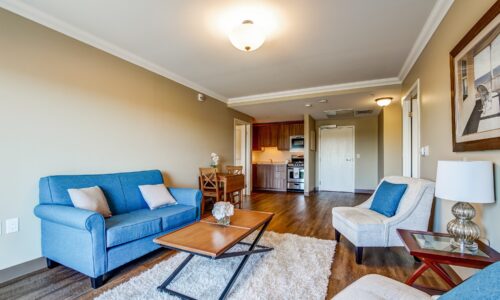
left=435, top=160, right=495, bottom=252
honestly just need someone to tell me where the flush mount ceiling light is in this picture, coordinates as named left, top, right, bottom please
left=228, top=20, right=266, bottom=52
left=305, top=104, right=312, bottom=107
left=318, top=99, right=328, bottom=103
left=375, top=97, right=393, bottom=107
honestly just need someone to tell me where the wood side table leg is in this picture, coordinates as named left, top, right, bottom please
left=425, top=260, right=457, bottom=288
left=406, top=262, right=430, bottom=286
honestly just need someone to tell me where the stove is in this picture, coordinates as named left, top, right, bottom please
left=287, top=155, right=304, bottom=192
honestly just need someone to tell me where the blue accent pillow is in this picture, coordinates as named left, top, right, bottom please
left=369, top=181, right=408, bottom=217
left=439, top=262, right=500, bottom=300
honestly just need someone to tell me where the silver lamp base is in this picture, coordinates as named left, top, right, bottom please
left=447, top=202, right=480, bottom=252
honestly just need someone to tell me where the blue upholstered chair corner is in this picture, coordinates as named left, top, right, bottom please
left=34, top=170, right=202, bottom=288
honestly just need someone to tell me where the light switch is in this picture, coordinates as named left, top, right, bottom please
left=5, top=218, right=19, bottom=234
left=420, top=146, right=430, bottom=157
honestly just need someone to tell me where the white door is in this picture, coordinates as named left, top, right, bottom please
left=319, top=126, right=355, bottom=192
left=402, top=80, right=421, bottom=178
left=234, top=120, right=251, bottom=195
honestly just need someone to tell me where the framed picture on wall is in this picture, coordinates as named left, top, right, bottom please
left=450, top=2, right=500, bottom=151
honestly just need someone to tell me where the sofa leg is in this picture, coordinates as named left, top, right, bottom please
left=46, top=258, right=59, bottom=269
left=90, top=275, right=105, bottom=289
left=334, top=229, right=341, bottom=242
left=355, top=247, right=364, bottom=265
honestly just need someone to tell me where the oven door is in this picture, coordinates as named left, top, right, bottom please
left=288, top=167, right=305, bottom=182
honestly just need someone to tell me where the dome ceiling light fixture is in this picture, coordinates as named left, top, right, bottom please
left=375, top=97, right=393, bottom=107
left=228, top=19, right=266, bottom=52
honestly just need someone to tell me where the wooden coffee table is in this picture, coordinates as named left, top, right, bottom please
left=397, top=229, right=500, bottom=293
left=154, top=209, right=274, bottom=300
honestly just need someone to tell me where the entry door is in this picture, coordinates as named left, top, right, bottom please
left=319, top=126, right=355, bottom=192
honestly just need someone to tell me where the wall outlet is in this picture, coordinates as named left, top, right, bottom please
left=5, top=218, right=19, bottom=234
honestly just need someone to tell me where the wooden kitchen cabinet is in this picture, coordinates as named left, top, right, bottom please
left=252, top=126, right=262, bottom=150
left=289, top=123, right=304, bottom=136
left=277, top=123, right=290, bottom=150
left=252, top=164, right=287, bottom=191
left=252, top=121, right=303, bottom=151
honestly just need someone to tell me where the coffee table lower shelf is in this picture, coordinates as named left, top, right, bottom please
left=154, top=210, right=274, bottom=300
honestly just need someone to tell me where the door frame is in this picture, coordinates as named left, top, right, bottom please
left=234, top=118, right=252, bottom=195
left=401, top=79, right=421, bottom=178
left=318, top=125, right=355, bottom=192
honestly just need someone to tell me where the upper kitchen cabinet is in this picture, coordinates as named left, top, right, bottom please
left=277, top=123, right=290, bottom=150
left=252, top=121, right=303, bottom=151
left=289, top=123, right=304, bottom=136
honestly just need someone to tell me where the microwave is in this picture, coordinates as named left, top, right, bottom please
left=290, top=135, right=305, bottom=152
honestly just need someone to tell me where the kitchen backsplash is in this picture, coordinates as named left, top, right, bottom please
left=252, top=147, right=298, bottom=163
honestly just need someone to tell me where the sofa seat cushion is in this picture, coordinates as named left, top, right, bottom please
left=105, top=211, right=162, bottom=248
left=333, top=207, right=387, bottom=231
left=333, top=274, right=431, bottom=300
left=146, top=204, right=197, bottom=230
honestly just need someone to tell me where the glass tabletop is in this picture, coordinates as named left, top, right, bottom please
left=412, top=233, right=489, bottom=257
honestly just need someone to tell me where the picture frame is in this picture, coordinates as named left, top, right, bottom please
left=310, top=130, right=316, bottom=151
left=450, top=1, right=500, bottom=152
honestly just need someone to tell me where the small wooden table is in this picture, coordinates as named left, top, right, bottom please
left=397, top=229, right=500, bottom=292
left=154, top=209, right=274, bottom=300
left=217, top=173, right=245, bottom=202
left=199, top=173, right=245, bottom=213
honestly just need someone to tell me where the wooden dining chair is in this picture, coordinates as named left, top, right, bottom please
left=225, top=166, right=244, bottom=208
left=199, top=168, right=223, bottom=214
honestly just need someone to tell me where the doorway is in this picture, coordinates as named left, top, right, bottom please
left=319, top=125, right=355, bottom=192
left=234, top=119, right=251, bottom=195
left=402, top=79, right=421, bottom=178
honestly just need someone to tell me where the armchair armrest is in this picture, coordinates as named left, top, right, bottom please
left=34, top=204, right=104, bottom=231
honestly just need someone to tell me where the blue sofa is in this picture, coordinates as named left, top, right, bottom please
left=34, top=170, right=202, bottom=288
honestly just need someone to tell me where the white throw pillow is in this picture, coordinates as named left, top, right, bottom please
left=139, top=184, right=177, bottom=210
left=68, top=186, right=112, bottom=217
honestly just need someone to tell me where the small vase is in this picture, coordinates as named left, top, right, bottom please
left=216, top=216, right=230, bottom=226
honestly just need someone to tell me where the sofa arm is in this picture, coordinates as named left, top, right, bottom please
left=169, top=188, right=202, bottom=217
left=34, top=204, right=104, bottom=231
left=34, top=204, right=107, bottom=278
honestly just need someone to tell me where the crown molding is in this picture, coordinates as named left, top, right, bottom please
left=398, top=0, right=454, bottom=82
left=0, top=0, right=228, bottom=103
left=227, top=77, right=401, bottom=105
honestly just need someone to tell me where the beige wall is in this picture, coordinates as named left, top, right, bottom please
left=0, top=9, right=251, bottom=270
left=304, top=114, right=316, bottom=193
left=380, top=103, right=403, bottom=177
left=402, top=0, right=500, bottom=274
left=316, top=116, right=379, bottom=190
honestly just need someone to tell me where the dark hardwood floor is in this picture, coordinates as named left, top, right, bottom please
left=0, top=191, right=452, bottom=299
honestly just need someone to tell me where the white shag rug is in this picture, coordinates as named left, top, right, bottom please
left=96, top=231, right=336, bottom=300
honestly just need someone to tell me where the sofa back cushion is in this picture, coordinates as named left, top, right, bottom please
left=39, top=170, right=164, bottom=215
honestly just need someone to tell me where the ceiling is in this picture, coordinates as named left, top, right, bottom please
left=0, top=0, right=452, bottom=121
left=232, top=85, right=402, bottom=123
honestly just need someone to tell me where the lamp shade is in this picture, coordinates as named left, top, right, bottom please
left=435, top=160, right=495, bottom=203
